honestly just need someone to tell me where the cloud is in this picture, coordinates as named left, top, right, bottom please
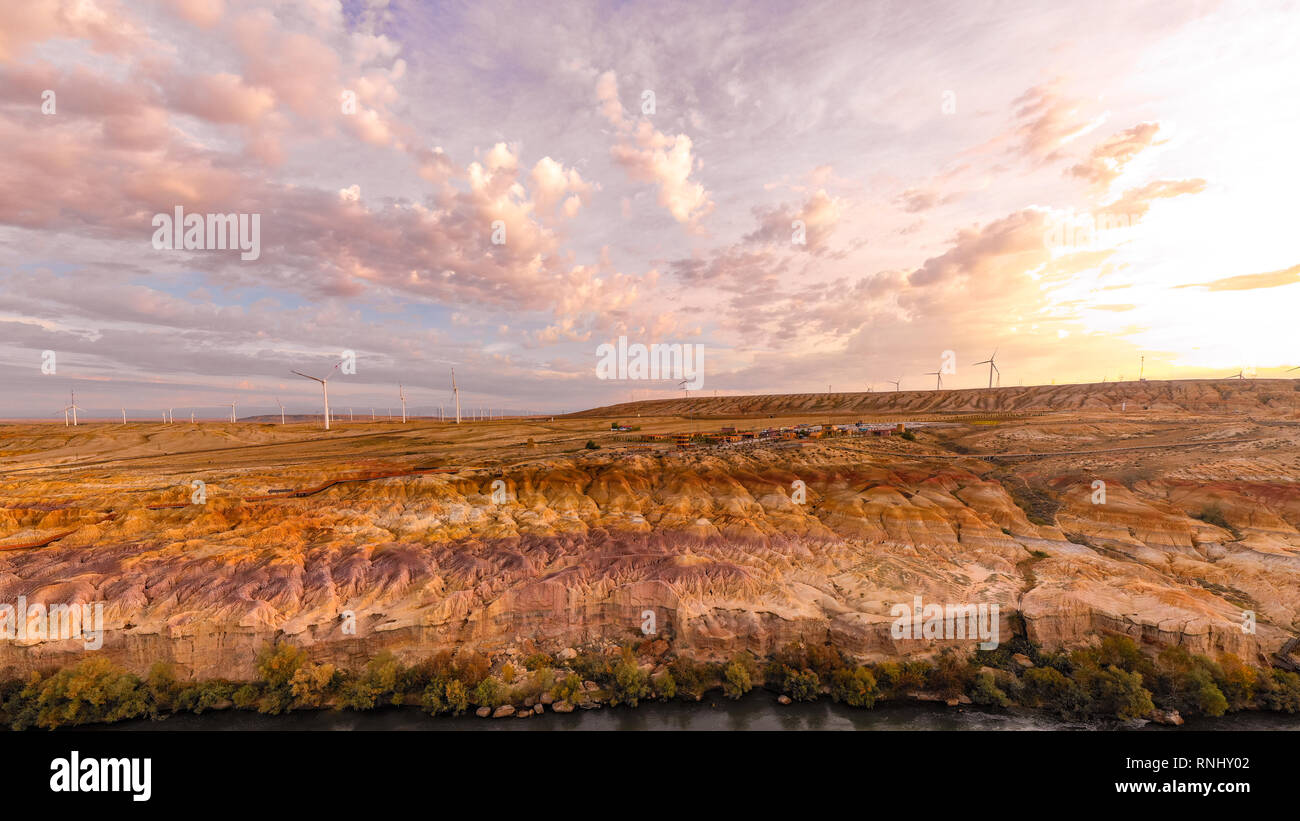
left=743, top=189, right=843, bottom=254
left=1098, top=178, right=1207, bottom=219
left=1173, top=263, right=1300, bottom=292
left=1010, top=80, right=1108, bottom=163
left=908, top=210, right=1051, bottom=288
left=596, top=70, right=713, bottom=230
left=1069, top=122, right=1165, bottom=188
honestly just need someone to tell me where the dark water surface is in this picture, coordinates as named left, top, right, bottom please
left=89, top=695, right=1300, bottom=731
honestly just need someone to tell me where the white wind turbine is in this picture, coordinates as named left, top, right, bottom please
left=61, top=391, right=82, bottom=426
left=292, top=360, right=343, bottom=430
left=451, top=368, right=461, bottom=424
left=888, top=377, right=901, bottom=391
left=229, top=400, right=238, bottom=423
left=121, top=408, right=126, bottom=424
left=925, top=370, right=943, bottom=390
left=399, top=384, right=407, bottom=423
left=275, top=397, right=285, bottom=425
left=973, top=349, right=1000, bottom=390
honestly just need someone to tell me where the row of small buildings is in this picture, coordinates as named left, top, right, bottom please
left=627, top=422, right=907, bottom=450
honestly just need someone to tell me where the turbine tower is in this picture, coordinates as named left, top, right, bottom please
left=925, top=370, right=943, bottom=391
left=889, top=378, right=901, bottom=391
left=61, top=391, right=82, bottom=426
left=972, top=349, right=1000, bottom=390
left=229, top=400, right=238, bottom=423
left=292, top=360, right=343, bottom=430
left=399, top=384, right=407, bottom=423
left=275, top=397, right=285, bottom=425
left=121, top=408, right=126, bottom=424
left=451, top=368, right=461, bottom=424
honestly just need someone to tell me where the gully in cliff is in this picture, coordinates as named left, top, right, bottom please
left=0, top=597, right=104, bottom=650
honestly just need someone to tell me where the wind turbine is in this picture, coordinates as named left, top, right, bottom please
left=1226, top=369, right=1245, bottom=380
left=190, top=411, right=195, bottom=424
left=888, top=377, right=901, bottom=391
left=399, top=384, right=407, bottom=423
left=678, top=378, right=691, bottom=398
left=348, top=407, right=354, bottom=422
left=168, top=408, right=174, bottom=424
left=925, top=371, right=943, bottom=391
left=229, top=400, right=238, bottom=423
left=292, top=360, right=342, bottom=430
left=62, top=391, right=82, bottom=426
left=121, top=408, right=126, bottom=424
left=972, top=349, right=1000, bottom=390
left=275, top=397, right=285, bottom=425
left=451, top=369, right=461, bottom=424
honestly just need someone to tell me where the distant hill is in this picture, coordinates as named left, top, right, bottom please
left=572, top=378, right=1300, bottom=418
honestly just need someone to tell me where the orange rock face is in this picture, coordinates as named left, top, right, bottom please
left=1, top=383, right=1298, bottom=679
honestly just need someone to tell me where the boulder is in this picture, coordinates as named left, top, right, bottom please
left=476, top=706, right=491, bottom=718
left=492, top=705, right=515, bottom=718
left=552, top=700, right=575, bottom=713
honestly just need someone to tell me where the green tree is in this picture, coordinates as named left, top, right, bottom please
left=722, top=653, right=754, bottom=699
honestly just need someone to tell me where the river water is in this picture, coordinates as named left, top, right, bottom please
left=90, top=695, right=1300, bottom=731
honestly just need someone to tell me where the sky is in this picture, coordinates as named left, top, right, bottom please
left=1, top=0, right=1298, bottom=419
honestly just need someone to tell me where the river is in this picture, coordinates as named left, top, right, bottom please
left=88, top=695, right=1300, bottom=731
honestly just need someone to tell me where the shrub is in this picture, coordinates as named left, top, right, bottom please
left=970, top=670, right=1010, bottom=708
left=667, top=656, right=709, bottom=701
left=288, top=663, right=338, bottom=708
left=927, top=651, right=973, bottom=699
left=830, top=667, right=877, bottom=708
left=610, top=649, right=651, bottom=707
left=655, top=670, right=678, bottom=701
left=522, top=653, right=553, bottom=671
left=255, top=642, right=310, bottom=714
left=550, top=673, right=582, bottom=704
left=232, top=684, right=261, bottom=710
left=1256, top=670, right=1300, bottom=712
left=473, top=677, right=505, bottom=709
left=422, top=679, right=469, bottom=716
left=722, top=653, right=754, bottom=699
left=10, top=658, right=152, bottom=730
left=1021, top=667, right=1082, bottom=716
